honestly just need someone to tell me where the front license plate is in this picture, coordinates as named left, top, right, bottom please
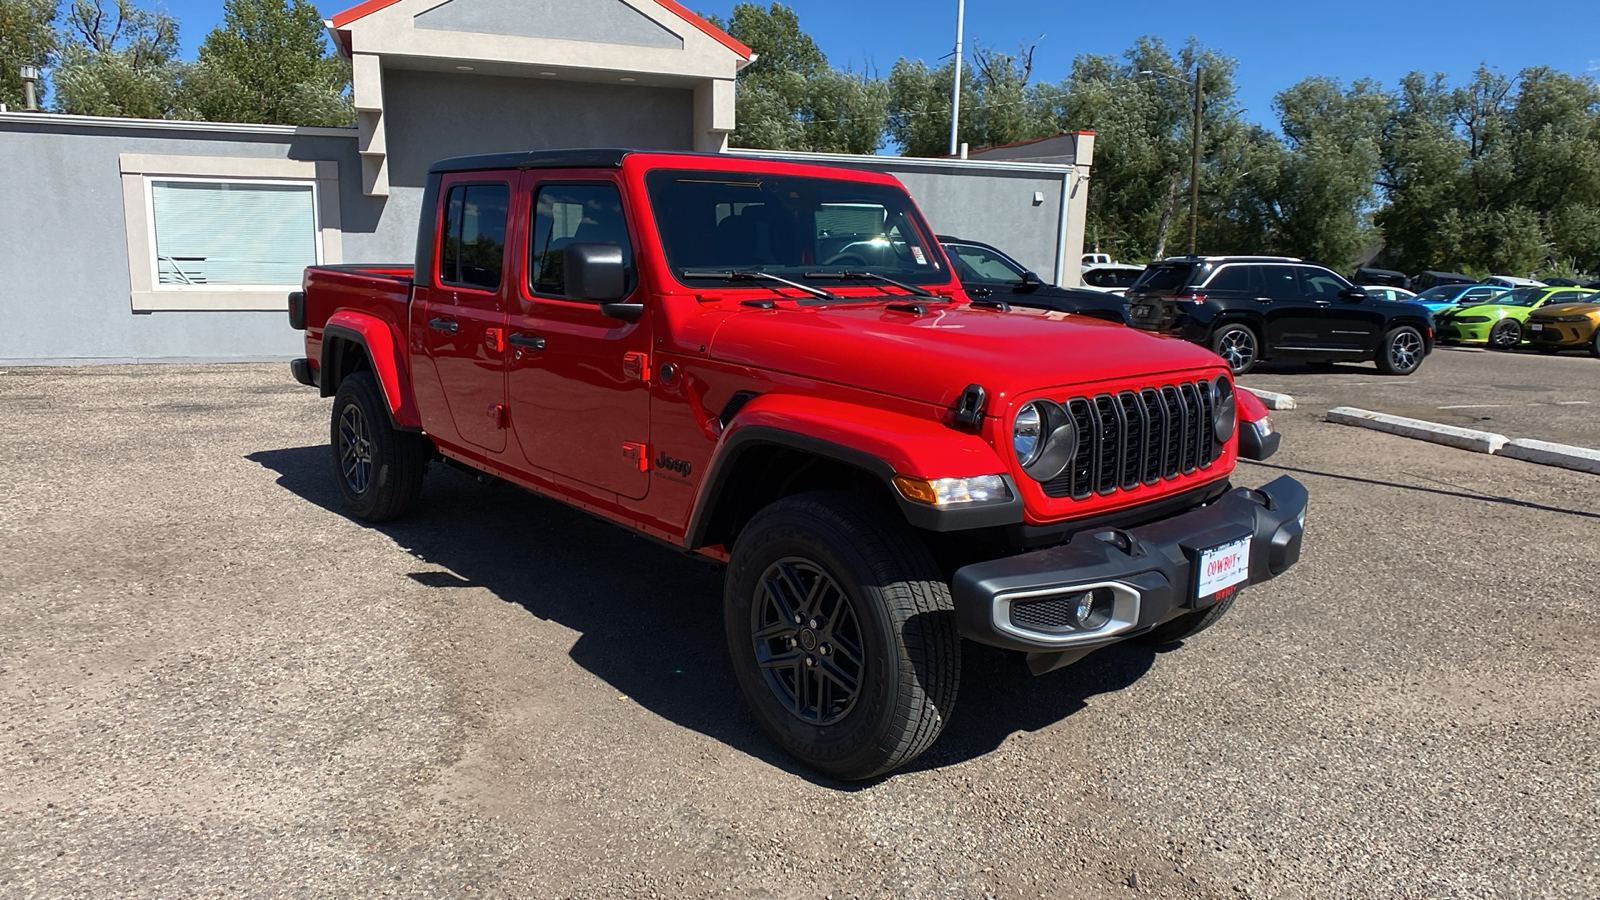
left=1197, top=537, right=1251, bottom=599
left=1530, top=323, right=1543, bottom=331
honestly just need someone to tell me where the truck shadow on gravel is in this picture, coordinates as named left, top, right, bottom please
left=249, top=445, right=1159, bottom=787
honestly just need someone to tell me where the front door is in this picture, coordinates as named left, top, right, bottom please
left=1297, top=266, right=1383, bottom=353
left=418, top=174, right=513, bottom=453
left=506, top=174, right=653, bottom=500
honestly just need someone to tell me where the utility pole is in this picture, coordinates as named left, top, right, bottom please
left=1188, top=63, right=1203, bottom=256
left=948, top=0, right=965, bottom=157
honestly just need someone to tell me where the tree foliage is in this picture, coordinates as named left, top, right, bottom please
left=51, top=0, right=181, bottom=118
left=0, top=0, right=57, bottom=108
left=710, top=2, right=886, bottom=154
left=188, top=0, right=351, bottom=127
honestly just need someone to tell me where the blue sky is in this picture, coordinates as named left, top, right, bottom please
left=155, top=0, right=1600, bottom=130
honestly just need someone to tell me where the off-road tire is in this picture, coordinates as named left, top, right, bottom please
left=330, top=371, right=429, bottom=522
left=1210, top=323, right=1260, bottom=376
left=1488, top=318, right=1522, bottom=350
left=1375, top=325, right=1426, bottom=375
left=1136, top=592, right=1238, bottom=646
left=724, top=491, right=959, bottom=780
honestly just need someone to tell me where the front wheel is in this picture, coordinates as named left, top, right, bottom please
left=1375, top=325, right=1425, bottom=375
left=330, top=372, right=430, bottom=522
left=1211, top=323, right=1260, bottom=375
left=724, top=492, right=959, bottom=780
left=1591, top=331, right=1600, bottom=359
left=1488, top=318, right=1522, bottom=350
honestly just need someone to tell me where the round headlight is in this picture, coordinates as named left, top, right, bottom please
left=1212, top=377, right=1236, bottom=444
left=1013, top=403, right=1045, bottom=466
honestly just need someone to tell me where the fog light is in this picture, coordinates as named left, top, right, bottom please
left=1073, top=592, right=1095, bottom=624
left=894, top=473, right=1012, bottom=506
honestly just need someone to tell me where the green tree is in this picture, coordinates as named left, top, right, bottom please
left=885, top=45, right=1054, bottom=158
left=1053, top=38, right=1247, bottom=261
left=186, top=0, right=351, bottom=127
left=710, top=2, right=886, bottom=153
left=0, top=0, right=57, bottom=109
left=51, top=0, right=183, bottom=118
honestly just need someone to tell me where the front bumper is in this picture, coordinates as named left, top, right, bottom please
left=1527, top=321, right=1597, bottom=347
left=950, top=475, right=1307, bottom=666
left=1436, top=322, right=1489, bottom=342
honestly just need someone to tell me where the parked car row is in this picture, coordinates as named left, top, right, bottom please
left=1436, top=285, right=1600, bottom=354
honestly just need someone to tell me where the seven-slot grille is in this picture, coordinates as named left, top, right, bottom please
left=1041, top=380, right=1220, bottom=499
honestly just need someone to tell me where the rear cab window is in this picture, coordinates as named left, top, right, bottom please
left=439, top=182, right=511, bottom=291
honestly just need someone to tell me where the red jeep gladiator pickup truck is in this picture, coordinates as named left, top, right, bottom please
left=289, top=149, right=1306, bottom=779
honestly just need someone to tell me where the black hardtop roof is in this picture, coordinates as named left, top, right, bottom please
left=429, top=149, right=633, bottom=173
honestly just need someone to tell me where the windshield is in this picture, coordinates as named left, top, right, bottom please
left=1495, top=287, right=1546, bottom=307
left=645, top=170, right=947, bottom=287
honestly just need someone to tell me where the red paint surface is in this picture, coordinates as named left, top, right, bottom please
left=299, top=151, right=1240, bottom=549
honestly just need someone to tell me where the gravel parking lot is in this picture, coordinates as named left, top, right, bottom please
left=3, top=361, right=1597, bottom=899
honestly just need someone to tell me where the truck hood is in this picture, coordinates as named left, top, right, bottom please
left=707, top=302, right=1227, bottom=409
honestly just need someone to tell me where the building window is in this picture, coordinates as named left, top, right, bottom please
left=148, top=179, right=321, bottom=288
left=119, top=153, right=342, bottom=312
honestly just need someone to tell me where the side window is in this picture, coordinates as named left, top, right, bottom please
left=1298, top=267, right=1347, bottom=301
left=1547, top=290, right=1584, bottom=305
left=1259, top=266, right=1299, bottom=301
left=948, top=245, right=1024, bottom=284
left=1461, top=287, right=1495, bottom=304
left=529, top=183, right=633, bottom=297
left=439, top=182, right=509, bottom=291
left=1205, top=265, right=1255, bottom=293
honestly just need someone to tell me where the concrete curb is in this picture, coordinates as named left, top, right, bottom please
left=1325, top=407, right=1509, bottom=454
left=1500, top=439, right=1600, bottom=475
left=1240, top=387, right=1297, bottom=410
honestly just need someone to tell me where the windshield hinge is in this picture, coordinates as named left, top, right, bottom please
left=952, top=384, right=988, bottom=431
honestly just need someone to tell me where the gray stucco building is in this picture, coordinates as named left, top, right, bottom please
left=0, top=0, right=1092, bottom=365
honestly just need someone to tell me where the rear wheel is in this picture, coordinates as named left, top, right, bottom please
left=1488, top=318, right=1522, bottom=350
left=1211, top=324, right=1260, bottom=375
left=331, top=372, right=430, bottom=522
left=1376, top=325, right=1425, bottom=375
left=724, top=491, right=959, bottom=780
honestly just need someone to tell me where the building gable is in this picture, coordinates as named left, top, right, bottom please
left=413, top=0, right=683, bottom=50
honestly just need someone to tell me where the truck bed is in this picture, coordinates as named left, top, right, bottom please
left=302, top=264, right=416, bottom=386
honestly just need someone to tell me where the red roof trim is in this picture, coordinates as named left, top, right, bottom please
left=653, top=0, right=752, bottom=59
left=329, top=0, right=751, bottom=58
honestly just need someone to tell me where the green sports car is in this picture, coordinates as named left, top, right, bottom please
left=1435, top=286, right=1600, bottom=349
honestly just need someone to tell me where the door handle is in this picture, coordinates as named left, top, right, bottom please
left=508, top=333, right=545, bottom=350
left=428, top=317, right=458, bottom=334
left=1255, top=297, right=1274, bottom=304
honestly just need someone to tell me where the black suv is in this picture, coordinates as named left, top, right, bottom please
left=940, top=236, right=1130, bottom=324
left=1125, top=256, right=1434, bottom=375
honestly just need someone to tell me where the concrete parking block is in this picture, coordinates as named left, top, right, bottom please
left=1500, top=438, right=1600, bottom=475
left=1326, top=406, right=1509, bottom=454
left=1241, top=387, right=1296, bottom=410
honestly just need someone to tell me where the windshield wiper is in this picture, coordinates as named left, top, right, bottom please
left=802, top=270, right=937, bottom=298
left=681, top=269, right=838, bottom=302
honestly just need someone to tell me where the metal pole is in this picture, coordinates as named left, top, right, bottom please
left=948, top=0, right=965, bottom=157
left=1188, top=64, right=1202, bottom=255
left=23, top=80, right=36, bottom=111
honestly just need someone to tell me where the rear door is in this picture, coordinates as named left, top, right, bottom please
left=416, top=174, right=513, bottom=453
left=1260, top=264, right=1315, bottom=349
left=505, top=173, right=653, bottom=500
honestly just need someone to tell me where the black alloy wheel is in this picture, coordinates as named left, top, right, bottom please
left=1488, top=318, right=1522, bottom=350
left=724, top=491, right=959, bottom=780
left=1591, top=331, right=1600, bottom=359
left=749, top=559, right=865, bottom=727
left=1211, top=324, right=1259, bottom=375
left=330, top=371, right=430, bottom=522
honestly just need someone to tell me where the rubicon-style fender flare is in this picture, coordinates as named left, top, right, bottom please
left=685, top=393, right=1024, bottom=548
left=321, top=310, right=423, bottom=430
left=1235, top=388, right=1281, bottom=461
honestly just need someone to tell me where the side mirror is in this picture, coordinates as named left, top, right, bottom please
left=1021, top=271, right=1043, bottom=285
left=563, top=242, right=641, bottom=321
left=1339, top=287, right=1367, bottom=303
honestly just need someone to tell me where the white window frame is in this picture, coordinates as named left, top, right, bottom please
left=120, top=153, right=342, bottom=311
